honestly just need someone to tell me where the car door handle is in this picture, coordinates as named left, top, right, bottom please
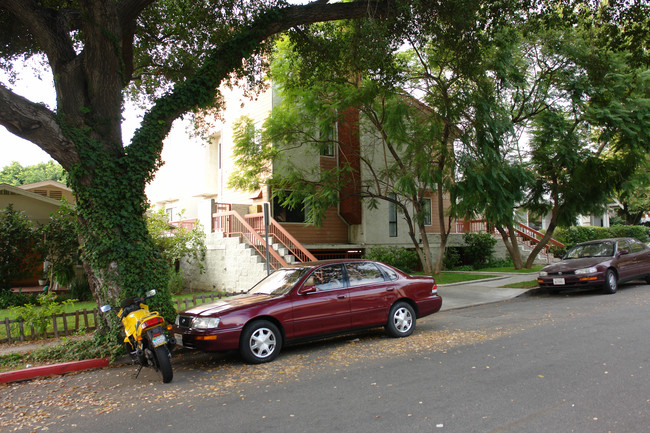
left=386, top=288, right=395, bottom=292
left=337, top=294, right=346, bottom=299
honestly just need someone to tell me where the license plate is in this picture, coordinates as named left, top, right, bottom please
left=174, top=333, right=183, bottom=347
left=553, top=278, right=565, bottom=285
left=152, top=334, right=166, bottom=347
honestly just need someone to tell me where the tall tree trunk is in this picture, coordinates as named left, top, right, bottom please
left=496, top=223, right=523, bottom=269
left=524, top=222, right=557, bottom=269
left=433, top=184, right=451, bottom=274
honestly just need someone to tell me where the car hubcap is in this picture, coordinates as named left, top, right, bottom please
left=393, top=307, right=412, bottom=333
left=250, top=328, right=276, bottom=358
left=609, top=273, right=617, bottom=290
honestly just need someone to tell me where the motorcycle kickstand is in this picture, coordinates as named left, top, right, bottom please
left=134, top=363, right=144, bottom=379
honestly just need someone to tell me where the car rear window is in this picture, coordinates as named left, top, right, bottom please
left=345, top=262, right=386, bottom=287
left=377, top=263, right=399, bottom=281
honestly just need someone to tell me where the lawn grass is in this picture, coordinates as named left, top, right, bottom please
left=479, top=265, right=543, bottom=273
left=432, top=272, right=496, bottom=284
left=502, top=280, right=540, bottom=289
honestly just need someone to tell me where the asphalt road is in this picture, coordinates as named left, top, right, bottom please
left=2, top=282, right=650, bottom=433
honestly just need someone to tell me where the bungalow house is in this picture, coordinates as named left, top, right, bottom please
left=1, top=180, right=75, bottom=288
left=147, top=80, right=462, bottom=292
left=0, top=180, right=74, bottom=225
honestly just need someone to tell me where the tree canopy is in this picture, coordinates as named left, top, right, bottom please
left=0, top=161, right=67, bottom=185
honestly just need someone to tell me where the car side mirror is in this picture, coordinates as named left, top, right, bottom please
left=299, top=285, right=317, bottom=295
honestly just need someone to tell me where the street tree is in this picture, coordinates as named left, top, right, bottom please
left=455, top=1, right=650, bottom=269
left=231, top=1, right=531, bottom=274
left=0, top=0, right=399, bottom=329
left=523, top=15, right=650, bottom=268
left=230, top=25, right=445, bottom=274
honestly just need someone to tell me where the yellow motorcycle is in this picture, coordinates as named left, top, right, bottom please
left=100, top=290, right=174, bottom=383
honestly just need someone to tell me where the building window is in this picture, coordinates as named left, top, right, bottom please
left=318, top=123, right=337, bottom=157
left=166, top=207, right=176, bottom=222
left=218, top=140, right=222, bottom=169
left=388, top=193, right=398, bottom=237
left=421, top=198, right=432, bottom=226
left=273, top=193, right=306, bottom=223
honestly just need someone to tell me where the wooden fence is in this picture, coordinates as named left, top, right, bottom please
left=0, top=293, right=231, bottom=344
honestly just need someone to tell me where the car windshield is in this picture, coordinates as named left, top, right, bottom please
left=565, top=242, right=615, bottom=259
left=247, top=267, right=310, bottom=296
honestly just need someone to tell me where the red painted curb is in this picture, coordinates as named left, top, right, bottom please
left=0, top=357, right=110, bottom=383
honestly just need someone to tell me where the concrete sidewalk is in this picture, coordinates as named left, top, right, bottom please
left=438, top=272, right=538, bottom=311
left=0, top=272, right=539, bottom=383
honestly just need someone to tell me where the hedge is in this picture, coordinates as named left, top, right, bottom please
left=553, top=225, right=650, bottom=247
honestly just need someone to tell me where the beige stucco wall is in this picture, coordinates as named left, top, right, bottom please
left=0, top=193, right=61, bottom=225
left=146, top=82, right=275, bottom=220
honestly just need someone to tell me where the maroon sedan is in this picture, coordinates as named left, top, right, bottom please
left=173, top=259, right=442, bottom=363
left=537, top=237, right=650, bottom=294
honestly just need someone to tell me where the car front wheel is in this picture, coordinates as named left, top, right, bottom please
left=240, top=320, right=282, bottom=364
left=603, top=269, right=618, bottom=294
left=386, top=302, right=416, bottom=338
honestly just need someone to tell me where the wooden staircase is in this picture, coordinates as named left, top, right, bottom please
left=456, top=220, right=565, bottom=263
left=212, top=211, right=316, bottom=271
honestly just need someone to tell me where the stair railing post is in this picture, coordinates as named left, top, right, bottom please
left=263, top=202, right=271, bottom=275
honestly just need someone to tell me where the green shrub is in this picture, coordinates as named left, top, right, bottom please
left=0, top=205, right=40, bottom=292
left=69, top=275, right=93, bottom=301
left=463, top=232, right=497, bottom=269
left=486, top=258, right=514, bottom=268
left=10, top=292, right=76, bottom=337
left=553, top=225, right=650, bottom=247
left=168, top=269, right=186, bottom=295
left=364, top=246, right=420, bottom=273
left=443, top=247, right=462, bottom=270
left=0, top=291, right=38, bottom=309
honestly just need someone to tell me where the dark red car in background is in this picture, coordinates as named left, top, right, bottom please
left=173, top=259, right=442, bottom=363
left=537, top=237, right=650, bottom=294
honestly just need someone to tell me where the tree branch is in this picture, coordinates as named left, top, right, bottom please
left=130, top=0, right=396, bottom=169
left=0, top=84, right=78, bottom=167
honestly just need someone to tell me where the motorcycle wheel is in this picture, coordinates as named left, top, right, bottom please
left=154, top=345, right=173, bottom=383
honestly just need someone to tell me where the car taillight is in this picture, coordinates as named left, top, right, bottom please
left=141, top=316, right=164, bottom=330
left=432, top=283, right=438, bottom=294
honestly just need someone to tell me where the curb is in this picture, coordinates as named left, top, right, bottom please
left=0, top=357, right=110, bottom=384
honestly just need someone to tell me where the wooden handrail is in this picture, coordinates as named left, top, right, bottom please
left=513, top=222, right=564, bottom=248
left=212, top=211, right=289, bottom=270
left=245, top=213, right=318, bottom=263
left=456, top=220, right=564, bottom=250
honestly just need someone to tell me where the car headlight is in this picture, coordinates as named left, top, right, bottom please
left=191, top=317, right=221, bottom=329
left=575, top=267, right=597, bottom=275
left=539, top=271, right=548, bottom=277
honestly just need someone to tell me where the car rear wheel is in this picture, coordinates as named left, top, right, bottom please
left=386, top=302, right=416, bottom=338
left=240, top=320, right=282, bottom=364
left=603, top=269, right=618, bottom=294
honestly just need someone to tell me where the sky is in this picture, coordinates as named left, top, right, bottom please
left=0, top=61, right=143, bottom=169
left=0, top=63, right=56, bottom=168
